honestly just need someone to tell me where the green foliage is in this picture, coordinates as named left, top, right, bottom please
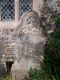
left=24, top=68, right=42, bottom=80
left=44, top=29, right=60, bottom=80
left=24, top=68, right=56, bottom=80
left=0, top=74, right=12, bottom=80
left=54, top=13, right=60, bottom=26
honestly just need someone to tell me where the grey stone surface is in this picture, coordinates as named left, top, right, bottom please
left=11, top=11, right=45, bottom=79
left=0, top=28, right=15, bottom=62
left=0, top=28, right=15, bottom=75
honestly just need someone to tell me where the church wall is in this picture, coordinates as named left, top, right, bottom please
left=33, top=0, right=43, bottom=16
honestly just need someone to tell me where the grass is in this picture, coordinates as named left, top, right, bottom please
left=0, top=74, right=12, bottom=80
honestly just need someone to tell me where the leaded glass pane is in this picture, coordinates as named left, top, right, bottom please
left=20, top=0, right=32, bottom=15
left=1, top=0, right=15, bottom=21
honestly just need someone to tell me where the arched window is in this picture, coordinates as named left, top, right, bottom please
left=19, top=0, right=33, bottom=15
left=1, top=0, right=15, bottom=21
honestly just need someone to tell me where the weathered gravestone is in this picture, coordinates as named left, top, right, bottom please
left=12, top=11, right=45, bottom=80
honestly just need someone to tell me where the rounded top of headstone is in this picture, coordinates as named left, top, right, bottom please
left=15, top=11, right=40, bottom=36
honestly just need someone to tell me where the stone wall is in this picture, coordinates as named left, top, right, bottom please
left=0, top=28, right=15, bottom=61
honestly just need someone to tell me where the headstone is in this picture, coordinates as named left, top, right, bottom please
left=12, top=11, right=45, bottom=80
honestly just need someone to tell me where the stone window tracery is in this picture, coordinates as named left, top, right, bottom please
left=0, top=0, right=15, bottom=21
left=19, top=0, right=32, bottom=15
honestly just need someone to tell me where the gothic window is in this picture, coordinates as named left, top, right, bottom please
left=20, top=0, right=32, bottom=16
left=1, top=0, right=15, bottom=21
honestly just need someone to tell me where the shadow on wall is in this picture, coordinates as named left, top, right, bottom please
left=0, top=41, right=7, bottom=76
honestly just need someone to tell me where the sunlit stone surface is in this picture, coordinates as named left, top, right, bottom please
left=12, top=11, right=45, bottom=79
